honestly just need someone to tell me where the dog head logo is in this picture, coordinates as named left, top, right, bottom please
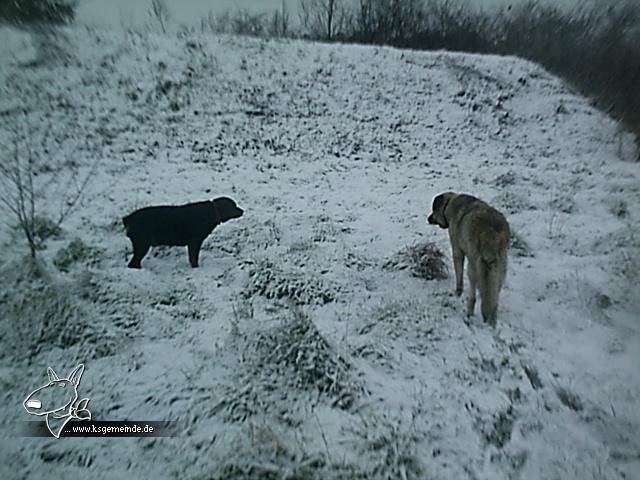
left=24, top=364, right=91, bottom=438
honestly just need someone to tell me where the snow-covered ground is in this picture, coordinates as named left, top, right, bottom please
left=0, top=26, right=638, bottom=480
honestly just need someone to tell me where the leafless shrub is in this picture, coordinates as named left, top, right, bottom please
left=0, top=116, right=95, bottom=262
left=299, top=0, right=348, bottom=40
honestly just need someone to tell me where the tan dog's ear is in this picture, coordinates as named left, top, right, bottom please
left=428, top=192, right=453, bottom=229
left=433, top=193, right=447, bottom=213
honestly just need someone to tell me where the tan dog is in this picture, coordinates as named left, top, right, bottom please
left=427, top=192, right=510, bottom=325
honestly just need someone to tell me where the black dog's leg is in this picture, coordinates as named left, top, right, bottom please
left=128, top=238, right=150, bottom=269
left=187, top=238, right=204, bottom=268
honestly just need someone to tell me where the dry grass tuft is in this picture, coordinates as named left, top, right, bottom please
left=382, top=241, right=448, bottom=280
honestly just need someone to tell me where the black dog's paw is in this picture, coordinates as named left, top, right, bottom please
left=127, top=262, right=142, bottom=269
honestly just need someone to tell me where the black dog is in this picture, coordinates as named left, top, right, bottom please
left=123, top=197, right=244, bottom=268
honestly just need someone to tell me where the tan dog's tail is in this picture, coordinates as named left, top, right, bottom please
left=478, top=235, right=508, bottom=325
left=477, top=254, right=506, bottom=325
left=479, top=230, right=507, bottom=265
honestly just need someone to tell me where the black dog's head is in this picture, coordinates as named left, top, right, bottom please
left=212, top=197, right=244, bottom=223
left=427, top=192, right=454, bottom=229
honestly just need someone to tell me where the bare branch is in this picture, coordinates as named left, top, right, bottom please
left=0, top=112, right=95, bottom=260
left=149, top=0, right=171, bottom=34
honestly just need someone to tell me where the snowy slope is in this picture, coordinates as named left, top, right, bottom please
left=0, top=26, right=638, bottom=480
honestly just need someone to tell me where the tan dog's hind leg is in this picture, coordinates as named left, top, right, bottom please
left=466, top=259, right=478, bottom=317
left=479, top=261, right=499, bottom=327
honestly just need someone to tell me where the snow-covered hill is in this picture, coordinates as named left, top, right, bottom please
left=0, top=26, right=638, bottom=480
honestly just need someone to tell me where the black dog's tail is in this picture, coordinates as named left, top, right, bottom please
left=122, top=215, right=131, bottom=235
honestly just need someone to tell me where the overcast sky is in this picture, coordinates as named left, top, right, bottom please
left=77, top=0, right=579, bottom=29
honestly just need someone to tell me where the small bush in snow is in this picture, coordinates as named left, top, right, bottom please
left=618, top=250, right=639, bottom=284
left=476, top=406, right=515, bottom=449
left=548, top=194, right=575, bottom=214
left=509, top=230, right=534, bottom=257
left=594, top=293, right=612, bottom=310
left=522, top=364, right=543, bottom=390
left=347, top=410, right=426, bottom=480
left=494, top=170, right=517, bottom=187
left=555, top=386, right=583, bottom=412
left=7, top=213, right=61, bottom=253
left=53, top=237, right=98, bottom=272
left=210, top=423, right=327, bottom=480
left=492, top=190, right=536, bottom=214
left=31, top=215, right=62, bottom=245
left=219, top=306, right=364, bottom=421
left=382, top=241, right=448, bottom=280
left=356, top=298, right=443, bottom=358
left=244, top=258, right=337, bottom=305
left=609, top=199, right=628, bottom=218
left=0, top=266, right=115, bottom=360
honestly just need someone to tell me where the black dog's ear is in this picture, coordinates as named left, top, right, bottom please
left=433, top=194, right=446, bottom=212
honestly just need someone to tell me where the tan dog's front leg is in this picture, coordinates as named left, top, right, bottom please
left=452, top=247, right=464, bottom=296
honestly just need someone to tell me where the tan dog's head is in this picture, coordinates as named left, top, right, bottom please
left=427, top=192, right=455, bottom=229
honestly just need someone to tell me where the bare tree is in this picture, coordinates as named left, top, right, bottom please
left=0, top=116, right=94, bottom=263
left=355, top=0, right=374, bottom=40
left=390, top=0, right=424, bottom=44
left=299, top=0, right=342, bottom=40
left=200, top=9, right=271, bottom=37
left=352, top=0, right=424, bottom=44
left=149, top=0, right=170, bottom=34
left=232, top=10, right=267, bottom=36
left=270, top=0, right=290, bottom=37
